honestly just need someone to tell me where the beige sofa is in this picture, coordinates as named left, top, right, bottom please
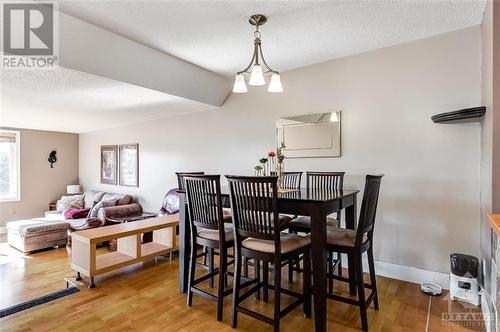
left=7, top=190, right=142, bottom=253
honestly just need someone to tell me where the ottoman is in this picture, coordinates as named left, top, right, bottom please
left=7, top=219, right=71, bottom=253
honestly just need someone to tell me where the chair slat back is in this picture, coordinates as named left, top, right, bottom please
left=226, top=176, right=279, bottom=241
left=185, top=175, right=223, bottom=232
left=176, top=171, right=205, bottom=190
left=306, top=171, right=345, bottom=219
left=306, top=171, right=345, bottom=190
left=355, top=174, right=383, bottom=246
left=281, top=172, right=302, bottom=190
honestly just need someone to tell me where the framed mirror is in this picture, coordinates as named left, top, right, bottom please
left=276, top=111, right=341, bottom=158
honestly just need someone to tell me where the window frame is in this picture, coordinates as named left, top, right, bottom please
left=0, top=129, right=21, bottom=202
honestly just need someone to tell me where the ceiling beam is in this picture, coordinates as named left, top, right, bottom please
left=58, top=10, right=231, bottom=106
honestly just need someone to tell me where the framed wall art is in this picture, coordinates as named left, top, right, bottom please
left=100, top=145, right=117, bottom=185
left=119, top=143, right=139, bottom=187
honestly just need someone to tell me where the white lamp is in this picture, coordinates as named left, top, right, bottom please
left=232, top=74, right=248, bottom=93
left=67, top=185, right=80, bottom=195
left=249, top=64, right=265, bottom=86
left=268, top=73, right=283, bottom=93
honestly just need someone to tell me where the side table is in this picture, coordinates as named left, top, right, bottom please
left=48, top=201, right=57, bottom=211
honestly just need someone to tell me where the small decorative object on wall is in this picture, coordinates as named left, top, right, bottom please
left=100, top=145, right=117, bottom=185
left=48, top=150, right=57, bottom=168
left=119, top=143, right=139, bottom=187
left=276, top=111, right=341, bottom=158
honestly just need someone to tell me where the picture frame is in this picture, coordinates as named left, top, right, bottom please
left=119, top=143, right=139, bottom=187
left=100, top=145, right=117, bottom=185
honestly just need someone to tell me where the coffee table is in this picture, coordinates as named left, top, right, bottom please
left=72, top=216, right=178, bottom=288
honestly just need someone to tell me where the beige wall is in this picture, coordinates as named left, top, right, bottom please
left=80, top=27, right=481, bottom=274
left=0, top=128, right=79, bottom=227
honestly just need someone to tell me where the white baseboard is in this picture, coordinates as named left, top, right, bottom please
left=338, top=256, right=450, bottom=290
left=373, top=260, right=450, bottom=290
left=0, top=227, right=7, bottom=235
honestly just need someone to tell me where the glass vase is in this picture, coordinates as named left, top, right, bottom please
left=276, top=162, right=284, bottom=189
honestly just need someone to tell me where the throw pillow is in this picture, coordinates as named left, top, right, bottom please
left=89, top=199, right=117, bottom=218
left=83, top=191, right=105, bottom=209
left=101, top=193, right=132, bottom=206
left=56, top=195, right=84, bottom=212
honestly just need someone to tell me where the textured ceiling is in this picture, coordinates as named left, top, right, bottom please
left=0, top=68, right=213, bottom=133
left=1, top=1, right=486, bottom=133
left=58, top=0, right=486, bottom=76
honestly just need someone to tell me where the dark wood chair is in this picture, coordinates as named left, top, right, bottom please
left=289, top=171, right=345, bottom=231
left=176, top=172, right=212, bottom=267
left=185, top=175, right=234, bottom=321
left=227, top=175, right=311, bottom=332
left=326, top=174, right=383, bottom=331
left=177, top=171, right=232, bottom=271
left=176, top=171, right=205, bottom=190
left=245, top=172, right=303, bottom=282
left=288, top=171, right=345, bottom=286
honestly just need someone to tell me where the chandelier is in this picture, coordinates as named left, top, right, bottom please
left=232, top=14, right=282, bottom=93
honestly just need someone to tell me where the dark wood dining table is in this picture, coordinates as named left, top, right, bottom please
left=177, top=187, right=359, bottom=332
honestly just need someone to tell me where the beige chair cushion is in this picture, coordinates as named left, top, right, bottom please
left=242, top=233, right=310, bottom=254
left=197, top=224, right=234, bottom=242
left=289, top=216, right=339, bottom=229
left=326, top=227, right=367, bottom=247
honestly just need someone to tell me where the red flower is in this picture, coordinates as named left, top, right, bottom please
left=267, top=151, right=277, bottom=157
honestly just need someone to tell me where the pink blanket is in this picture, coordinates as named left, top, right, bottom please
left=64, top=208, right=90, bottom=219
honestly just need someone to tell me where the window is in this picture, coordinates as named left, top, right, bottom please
left=0, top=130, right=20, bottom=202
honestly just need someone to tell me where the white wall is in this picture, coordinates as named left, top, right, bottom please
left=0, top=128, right=79, bottom=227
left=80, top=27, right=481, bottom=274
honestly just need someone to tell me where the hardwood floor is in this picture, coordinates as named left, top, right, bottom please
left=0, top=237, right=484, bottom=331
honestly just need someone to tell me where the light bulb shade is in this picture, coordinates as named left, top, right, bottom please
left=67, top=184, right=80, bottom=194
left=330, top=112, right=339, bottom=122
left=268, top=73, right=283, bottom=93
left=232, top=74, right=247, bottom=93
left=249, top=64, right=265, bottom=86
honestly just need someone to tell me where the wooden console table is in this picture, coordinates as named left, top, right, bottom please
left=71, top=215, right=178, bottom=288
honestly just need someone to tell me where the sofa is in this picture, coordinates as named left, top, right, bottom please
left=7, top=190, right=142, bottom=253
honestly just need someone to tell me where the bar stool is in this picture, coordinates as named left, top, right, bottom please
left=184, top=175, right=234, bottom=321
left=245, top=172, right=303, bottom=282
left=227, top=175, right=311, bottom=332
left=326, top=174, right=383, bottom=331
left=288, top=171, right=345, bottom=288
left=177, top=171, right=232, bottom=278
